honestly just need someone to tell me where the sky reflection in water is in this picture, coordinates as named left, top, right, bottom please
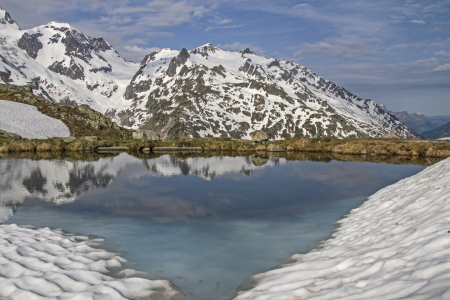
left=1, top=153, right=426, bottom=299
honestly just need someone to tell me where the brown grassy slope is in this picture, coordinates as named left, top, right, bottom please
left=0, top=83, right=132, bottom=139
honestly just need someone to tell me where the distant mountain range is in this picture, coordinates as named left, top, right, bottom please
left=379, top=104, right=450, bottom=138
left=0, top=8, right=419, bottom=139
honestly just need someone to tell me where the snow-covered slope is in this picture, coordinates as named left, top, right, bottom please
left=0, top=8, right=418, bottom=140
left=235, top=157, right=450, bottom=299
left=0, top=224, right=181, bottom=299
left=0, top=99, right=70, bottom=138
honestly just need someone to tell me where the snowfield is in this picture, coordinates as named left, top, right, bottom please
left=235, top=157, right=450, bottom=300
left=0, top=100, right=70, bottom=139
left=0, top=224, right=180, bottom=300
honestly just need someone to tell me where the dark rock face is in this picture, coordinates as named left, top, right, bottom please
left=124, top=79, right=152, bottom=100
left=167, top=48, right=190, bottom=77
left=267, top=59, right=280, bottom=68
left=59, top=96, right=78, bottom=107
left=0, top=68, right=12, bottom=83
left=140, top=52, right=158, bottom=65
left=18, top=32, right=43, bottom=59
left=90, top=38, right=112, bottom=52
left=89, top=64, right=112, bottom=73
left=0, top=11, right=16, bottom=25
left=61, top=30, right=93, bottom=62
left=190, top=44, right=216, bottom=57
left=239, top=48, right=255, bottom=56
left=48, top=59, right=85, bottom=81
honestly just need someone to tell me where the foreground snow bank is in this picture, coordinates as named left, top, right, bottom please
left=0, top=224, right=180, bottom=300
left=0, top=100, right=70, bottom=139
left=236, top=157, right=450, bottom=300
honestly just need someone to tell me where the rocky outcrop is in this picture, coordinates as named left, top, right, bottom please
left=167, top=48, right=190, bottom=77
left=48, top=59, right=85, bottom=81
left=18, top=33, right=43, bottom=59
left=132, top=130, right=160, bottom=140
left=251, top=130, right=269, bottom=143
left=0, top=129, right=21, bottom=139
left=0, top=83, right=131, bottom=139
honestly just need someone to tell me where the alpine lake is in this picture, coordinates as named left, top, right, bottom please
left=0, top=151, right=440, bottom=299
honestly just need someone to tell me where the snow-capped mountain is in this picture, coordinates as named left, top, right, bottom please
left=0, top=8, right=418, bottom=139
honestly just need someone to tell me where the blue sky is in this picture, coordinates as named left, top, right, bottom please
left=2, top=0, right=450, bottom=115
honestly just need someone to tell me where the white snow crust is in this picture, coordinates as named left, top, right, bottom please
left=0, top=224, right=180, bottom=300
left=0, top=100, right=70, bottom=139
left=235, top=157, right=450, bottom=300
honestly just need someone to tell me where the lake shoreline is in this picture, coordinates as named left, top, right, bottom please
left=1, top=136, right=450, bottom=159
left=234, top=157, right=450, bottom=299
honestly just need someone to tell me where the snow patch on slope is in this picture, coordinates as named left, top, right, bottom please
left=0, top=100, right=70, bottom=139
left=235, top=157, right=450, bottom=299
left=0, top=224, right=180, bottom=299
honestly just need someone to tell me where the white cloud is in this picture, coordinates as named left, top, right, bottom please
left=294, top=37, right=381, bottom=60
left=406, top=58, right=438, bottom=66
left=216, top=42, right=266, bottom=55
left=430, top=63, right=450, bottom=72
left=205, top=23, right=245, bottom=31
left=410, top=20, right=426, bottom=25
left=122, top=45, right=161, bottom=61
left=435, top=50, right=450, bottom=56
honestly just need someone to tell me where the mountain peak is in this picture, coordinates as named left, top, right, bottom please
left=0, top=8, right=20, bottom=30
left=239, top=48, right=255, bottom=55
left=190, top=43, right=217, bottom=57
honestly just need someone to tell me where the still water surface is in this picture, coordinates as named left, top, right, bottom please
left=0, top=153, right=426, bottom=299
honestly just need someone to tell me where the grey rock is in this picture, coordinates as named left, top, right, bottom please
left=267, top=146, right=286, bottom=152
left=89, top=64, right=112, bottom=73
left=59, top=96, right=78, bottom=107
left=18, top=32, right=43, bottom=59
left=48, top=59, right=85, bottom=80
left=133, top=130, right=160, bottom=140
left=0, top=68, right=12, bottom=83
left=382, top=132, right=399, bottom=138
left=250, top=130, right=269, bottom=143
left=62, top=136, right=77, bottom=143
left=166, top=48, right=190, bottom=77
left=82, top=136, right=98, bottom=141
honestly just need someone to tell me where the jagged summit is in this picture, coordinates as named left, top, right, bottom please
left=0, top=9, right=419, bottom=140
left=0, top=8, right=20, bottom=30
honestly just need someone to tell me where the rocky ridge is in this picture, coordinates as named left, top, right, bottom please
left=0, top=8, right=418, bottom=140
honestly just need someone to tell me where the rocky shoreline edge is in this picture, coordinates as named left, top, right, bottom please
left=1, top=136, right=449, bottom=159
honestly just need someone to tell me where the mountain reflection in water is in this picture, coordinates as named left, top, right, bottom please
left=0, top=153, right=430, bottom=299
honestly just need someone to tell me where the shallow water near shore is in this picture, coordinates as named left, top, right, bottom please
left=1, top=153, right=428, bottom=299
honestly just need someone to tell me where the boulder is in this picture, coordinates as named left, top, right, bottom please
left=382, top=132, right=399, bottom=138
left=255, top=145, right=266, bottom=151
left=133, top=130, right=160, bottom=140
left=250, top=130, right=269, bottom=144
left=83, top=136, right=98, bottom=142
left=62, top=136, right=77, bottom=143
left=267, top=144, right=286, bottom=152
